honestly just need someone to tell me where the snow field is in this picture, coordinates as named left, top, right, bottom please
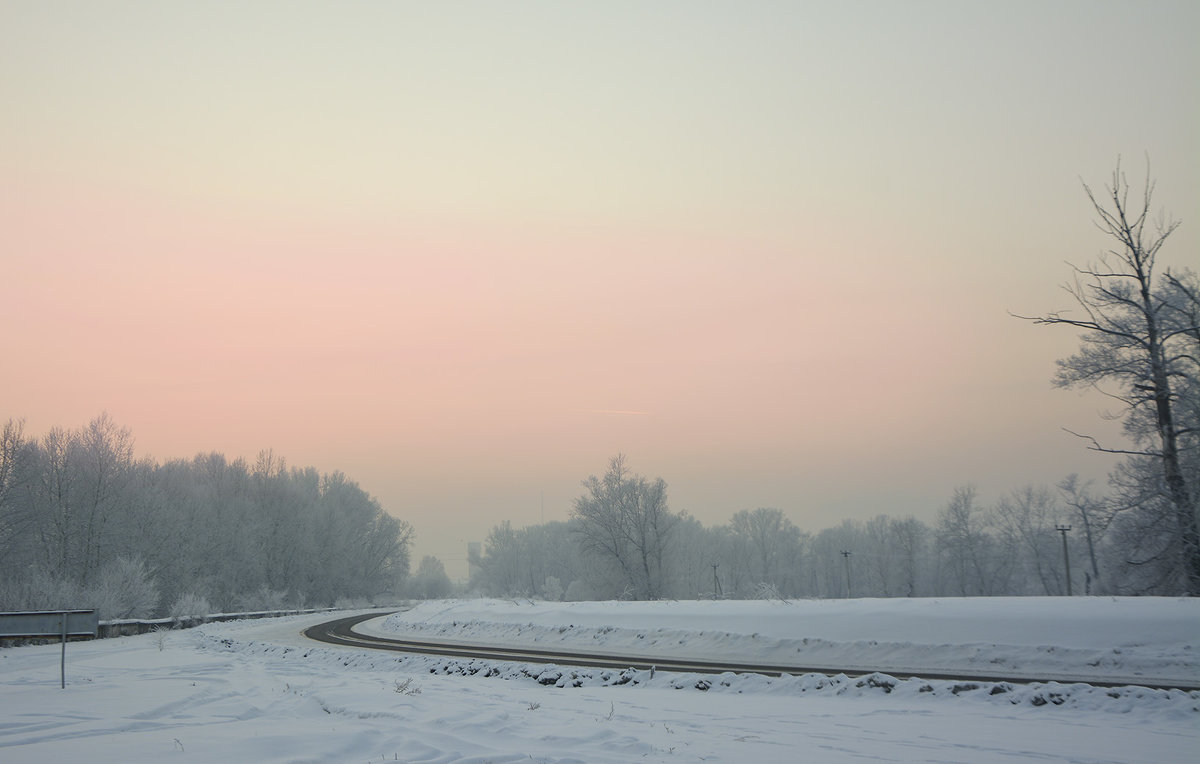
left=373, top=597, right=1200, bottom=687
left=0, top=598, right=1196, bottom=763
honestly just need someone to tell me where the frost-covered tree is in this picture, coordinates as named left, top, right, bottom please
left=470, top=520, right=523, bottom=595
left=1058, top=474, right=1113, bottom=594
left=935, top=486, right=1011, bottom=596
left=862, top=515, right=900, bottom=597
left=1018, top=161, right=1199, bottom=593
left=889, top=515, right=931, bottom=597
left=665, top=515, right=724, bottom=598
left=0, top=418, right=36, bottom=574
left=409, top=556, right=453, bottom=599
left=808, top=520, right=865, bottom=598
left=470, top=520, right=584, bottom=598
left=28, top=414, right=135, bottom=579
left=89, top=556, right=159, bottom=620
left=0, top=415, right=413, bottom=615
left=571, top=454, right=682, bottom=600
left=726, top=508, right=804, bottom=597
left=992, top=485, right=1069, bottom=595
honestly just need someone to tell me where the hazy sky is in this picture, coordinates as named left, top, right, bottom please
left=3, top=1, right=1197, bottom=578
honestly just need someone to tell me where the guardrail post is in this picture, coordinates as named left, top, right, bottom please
left=60, top=612, right=67, bottom=689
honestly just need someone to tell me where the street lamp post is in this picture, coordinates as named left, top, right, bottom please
left=1056, top=524, right=1072, bottom=595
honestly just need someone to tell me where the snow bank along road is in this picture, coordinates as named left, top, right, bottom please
left=2, top=599, right=1197, bottom=763
left=307, top=602, right=1200, bottom=690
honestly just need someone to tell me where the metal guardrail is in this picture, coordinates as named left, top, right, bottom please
left=0, top=610, right=100, bottom=688
left=0, top=609, right=99, bottom=639
left=0, top=607, right=347, bottom=687
left=0, top=607, right=392, bottom=642
left=95, top=608, right=339, bottom=638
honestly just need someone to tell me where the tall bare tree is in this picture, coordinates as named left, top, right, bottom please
left=992, top=485, right=1066, bottom=595
left=890, top=516, right=930, bottom=597
left=1058, top=474, right=1113, bottom=594
left=1018, top=160, right=1199, bottom=593
left=936, top=486, right=1010, bottom=596
left=571, top=454, right=681, bottom=600
left=0, top=419, right=35, bottom=569
left=728, top=508, right=803, bottom=596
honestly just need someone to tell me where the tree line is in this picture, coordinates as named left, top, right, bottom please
left=0, top=414, right=414, bottom=619
left=467, top=457, right=1147, bottom=601
left=2, top=161, right=1193, bottom=610
left=471, top=161, right=1196, bottom=601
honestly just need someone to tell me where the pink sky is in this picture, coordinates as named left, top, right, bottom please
left=2, top=2, right=1196, bottom=576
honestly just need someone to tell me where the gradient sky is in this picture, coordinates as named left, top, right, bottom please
left=3, top=1, right=1197, bottom=579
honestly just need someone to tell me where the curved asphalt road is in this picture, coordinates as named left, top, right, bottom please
left=302, top=612, right=1199, bottom=691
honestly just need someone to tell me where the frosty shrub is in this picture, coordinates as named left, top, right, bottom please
left=753, top=582, right=784, bottom=601
left=168, top=592, right=213, bottom=620
left=89, top=557, right=160, bottom=620
left=394, top=677, right=422, bottom=695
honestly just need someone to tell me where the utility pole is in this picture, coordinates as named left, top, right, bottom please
left=840, top=550, right=852, bottom=598
left=710, top=562, right=722, bottom=597
left=1056, top=524, right=1072, bottom=595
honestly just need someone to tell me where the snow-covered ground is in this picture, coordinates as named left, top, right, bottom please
left=371, top=597, right=1200, bottom=687
left=1, top=598, right=1197, bottom=763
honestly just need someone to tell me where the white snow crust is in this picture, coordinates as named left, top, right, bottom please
left=373, top=596, right=1199, bottom=686
left=0, top=597, right=1196, bottom=763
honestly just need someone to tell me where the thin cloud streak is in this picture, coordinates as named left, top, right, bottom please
left=573, top=409, right=653, bottom=416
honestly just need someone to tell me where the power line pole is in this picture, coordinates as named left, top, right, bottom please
left=1056, top=524, right=1072, bottom=595
left=841, top=550, right=852, bottom=598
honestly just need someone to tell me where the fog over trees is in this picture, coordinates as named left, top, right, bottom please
left=3, top=163, right=1193, bottom=611
left=469, top=162, right=1196, bottom=601
left=466, top=463, right=1149, bottom=601
left=466, top=467, right=1191, bottom=601
left=0, top=414, right=413, bottom=618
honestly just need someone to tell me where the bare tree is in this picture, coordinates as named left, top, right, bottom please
left=936, top=486, right=1011, bottom=596
left=409, top=555, right=452, bottom=599
left=471, top=520, right=524, bottom=595
left=863, top=515, right=898, bottom=597
left=1017, top=160, right=1199, bottom=593
left=0, top=419, right=35, bottom=569
left=1058, top=474, right=1113, bottom=594
left=890, top=516, right=930, bottom=597
left=2, top=415, right=415, bottom=614
left=75, top=413, right=135, bottom=578
left=728, top=508, right=803, bottom=596
left=992, top=485, right=1066, bottom=595
left=570, top=454, right=681, bottom=600
left=665, top=515, right=725, bottom=598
